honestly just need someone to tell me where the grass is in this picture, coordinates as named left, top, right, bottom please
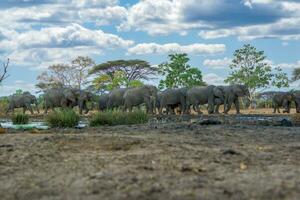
left=45, top=109, right=80, bottom=128
left=90, top=111, right=149, bottom=127
left=11, top=113, right=29, bottom=125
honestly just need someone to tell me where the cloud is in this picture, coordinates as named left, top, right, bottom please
left=0, top=80, right=36, bottom=97
left=203, top=57, right=232, bottom=69
left=127, top=43, right=226, bottom=55
left=1, top=23, right=133, bottom=50
left=199, top=17, right=300, bottom=40
left=119, top=0, right=299, bottom=38
left=203, top=73, right=226, bottom=85
left=277, top=60, right=300, bottom=69
left=1, top=24, right=134, bottom=70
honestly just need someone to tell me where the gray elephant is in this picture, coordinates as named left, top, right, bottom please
left=186, top=85, right=217, bottom=114
left=123, top=85, right=158, bottom=114
left=6, top=92, right=40, bottom=114
left=107, top=88, right=128, bottom=110
left=221, top=84, right=250, bottom=114
left=43, top=88, right=77, bottom=114
left=294, top=91, right=300, bottom=113
left=158, top=88, right=188, bottom=115
left=98, top=93, right=109, bottom=111
left=272, top=92, right=294, bottom=113
left=71, top=89, right=94, bottom=114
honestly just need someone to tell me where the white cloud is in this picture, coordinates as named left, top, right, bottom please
left=0, top=80, right=36, bottom=97
left=118, top=0, right=209, bottom=35
left=4, top=23, right=133, bottom=50
left=79, top=6, right=128, bottom=26
left=127, top=43, right=226, bottom=55
left=277, top=60, right=300, bottom=69
left=1, top=24, right=134, bottom=70
left=199, top=17, right=300, bottom=41
left=203, top=57, right=231, bottom=69
left=203, top=73, right=226, bottom=85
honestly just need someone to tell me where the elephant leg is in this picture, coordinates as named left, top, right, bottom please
left=23, top=107, right=26, bottom=114
left=224, top=95, right=234, bottom=114
left=234, top=98, right=240, bottom=114
left=215, top=104, right=220, bottom=114
left=273, top=104, right=276, bottom=113
left=28, top=106, right=34, bottom=115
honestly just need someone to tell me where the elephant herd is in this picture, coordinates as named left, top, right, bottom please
left=6, top=88, right=93, bottom=115
left=272, top=91, right=300, bottom=113
left=98, top=84, right=250, bottom=115
left=6, top=84, right=300, bottom=116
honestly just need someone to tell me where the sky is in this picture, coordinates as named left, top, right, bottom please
left=0, top=0, right=300, bottom=96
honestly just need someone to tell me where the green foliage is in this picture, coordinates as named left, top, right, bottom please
left=90, top=59, right=157, bottom=92
left=225, top=44, right=289, bottom=98
left=45, top=109, right=80, bottom=128
left=15, top=89, right=23, bottom=95
left=292, top=68, right=300, bottom=82
left=158, top=53, right=205, bottom=89
left=90, top=111, right=148, bottom=126
left=11, top=113, right=29, bottom=125
left=0, top=97, right=9, bottom=114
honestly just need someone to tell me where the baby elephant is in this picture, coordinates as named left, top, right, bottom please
left=272, top=92, right=293, bottom=113
left=6, top=92, right=40, bottom=115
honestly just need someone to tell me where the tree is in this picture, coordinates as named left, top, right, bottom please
left=71, top=56, right=95, bottom=89
left=36, top=56, right=95, bottom=91
left=89, top=59, right=156, bottom=92
left=0, top=58, right=9, bottom=84
left=292, top=68, right=300, bottom=82
left=158, top=53, right=205, bottom=89
left=92, top=70, right=144, bottom=93
left=225, top=44, right=289, bottom=101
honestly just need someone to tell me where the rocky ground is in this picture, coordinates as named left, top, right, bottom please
left=0, top=120, right=300, bottom=200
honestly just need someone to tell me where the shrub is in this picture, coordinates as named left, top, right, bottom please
left=45, top=109, right=80, bottom=128
left=90, top=111, right=148, bottom=127
left=11, top=113, right=29, bottom=125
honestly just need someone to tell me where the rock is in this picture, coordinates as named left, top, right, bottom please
left=199, top=119, right=222, bottom=125
left=223, top=149, right=241, bottom=155
left=279, top=119, right=293, bottom=127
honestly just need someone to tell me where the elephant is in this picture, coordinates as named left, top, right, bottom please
left=107, top=88, right=129, bottom=110
left=71, top=89, right=94, bottom=114
left=6, top=92, right=40, bottom=114
left=98, top=93, right=109, bottom=111
left=123, top=85, right=158, bottom=114
left=272, top=92, right=294, bottom=113
left=221, top=84, right=250, bottom=114
left=186, top=85, right=217, bottom=114
left=294, top=91, right=300, bottom=113
left=158, top=88, right=188, bottom=115
left=43, top=88, right=78, bottom=114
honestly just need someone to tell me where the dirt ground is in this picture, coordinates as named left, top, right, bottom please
left=1, top=120, right=300, bottom=200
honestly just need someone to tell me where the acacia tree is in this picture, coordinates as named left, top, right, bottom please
left=36, top=56, right=95, bottom=91
left=89, top=59, right=157, bottom=92
left=158, top=53, right=205, bottom=89
left=225, top=44, right=289, bottom=101
left=0, top=58, right=9, bottom=84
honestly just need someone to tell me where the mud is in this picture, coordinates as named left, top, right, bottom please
left=0, top=122, right=300, bottom=200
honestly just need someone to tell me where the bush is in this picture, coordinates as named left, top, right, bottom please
left=45, top=109, right=80, bottom=128
left=90, top=111, right=149, bottom=127
left=11, top=113, right=29, bottom=125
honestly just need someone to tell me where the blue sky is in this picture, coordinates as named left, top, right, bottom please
left=0, top=0, right=300, bottom=96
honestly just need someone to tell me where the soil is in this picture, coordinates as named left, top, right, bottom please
left=1, top=119, right=300, bottom=200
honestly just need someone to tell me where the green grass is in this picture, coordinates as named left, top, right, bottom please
left=90, top=111, right=149, bottom=127
left=45, top=109, right=80, bottom=128
left=11, top=113, right=29, bottom=125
